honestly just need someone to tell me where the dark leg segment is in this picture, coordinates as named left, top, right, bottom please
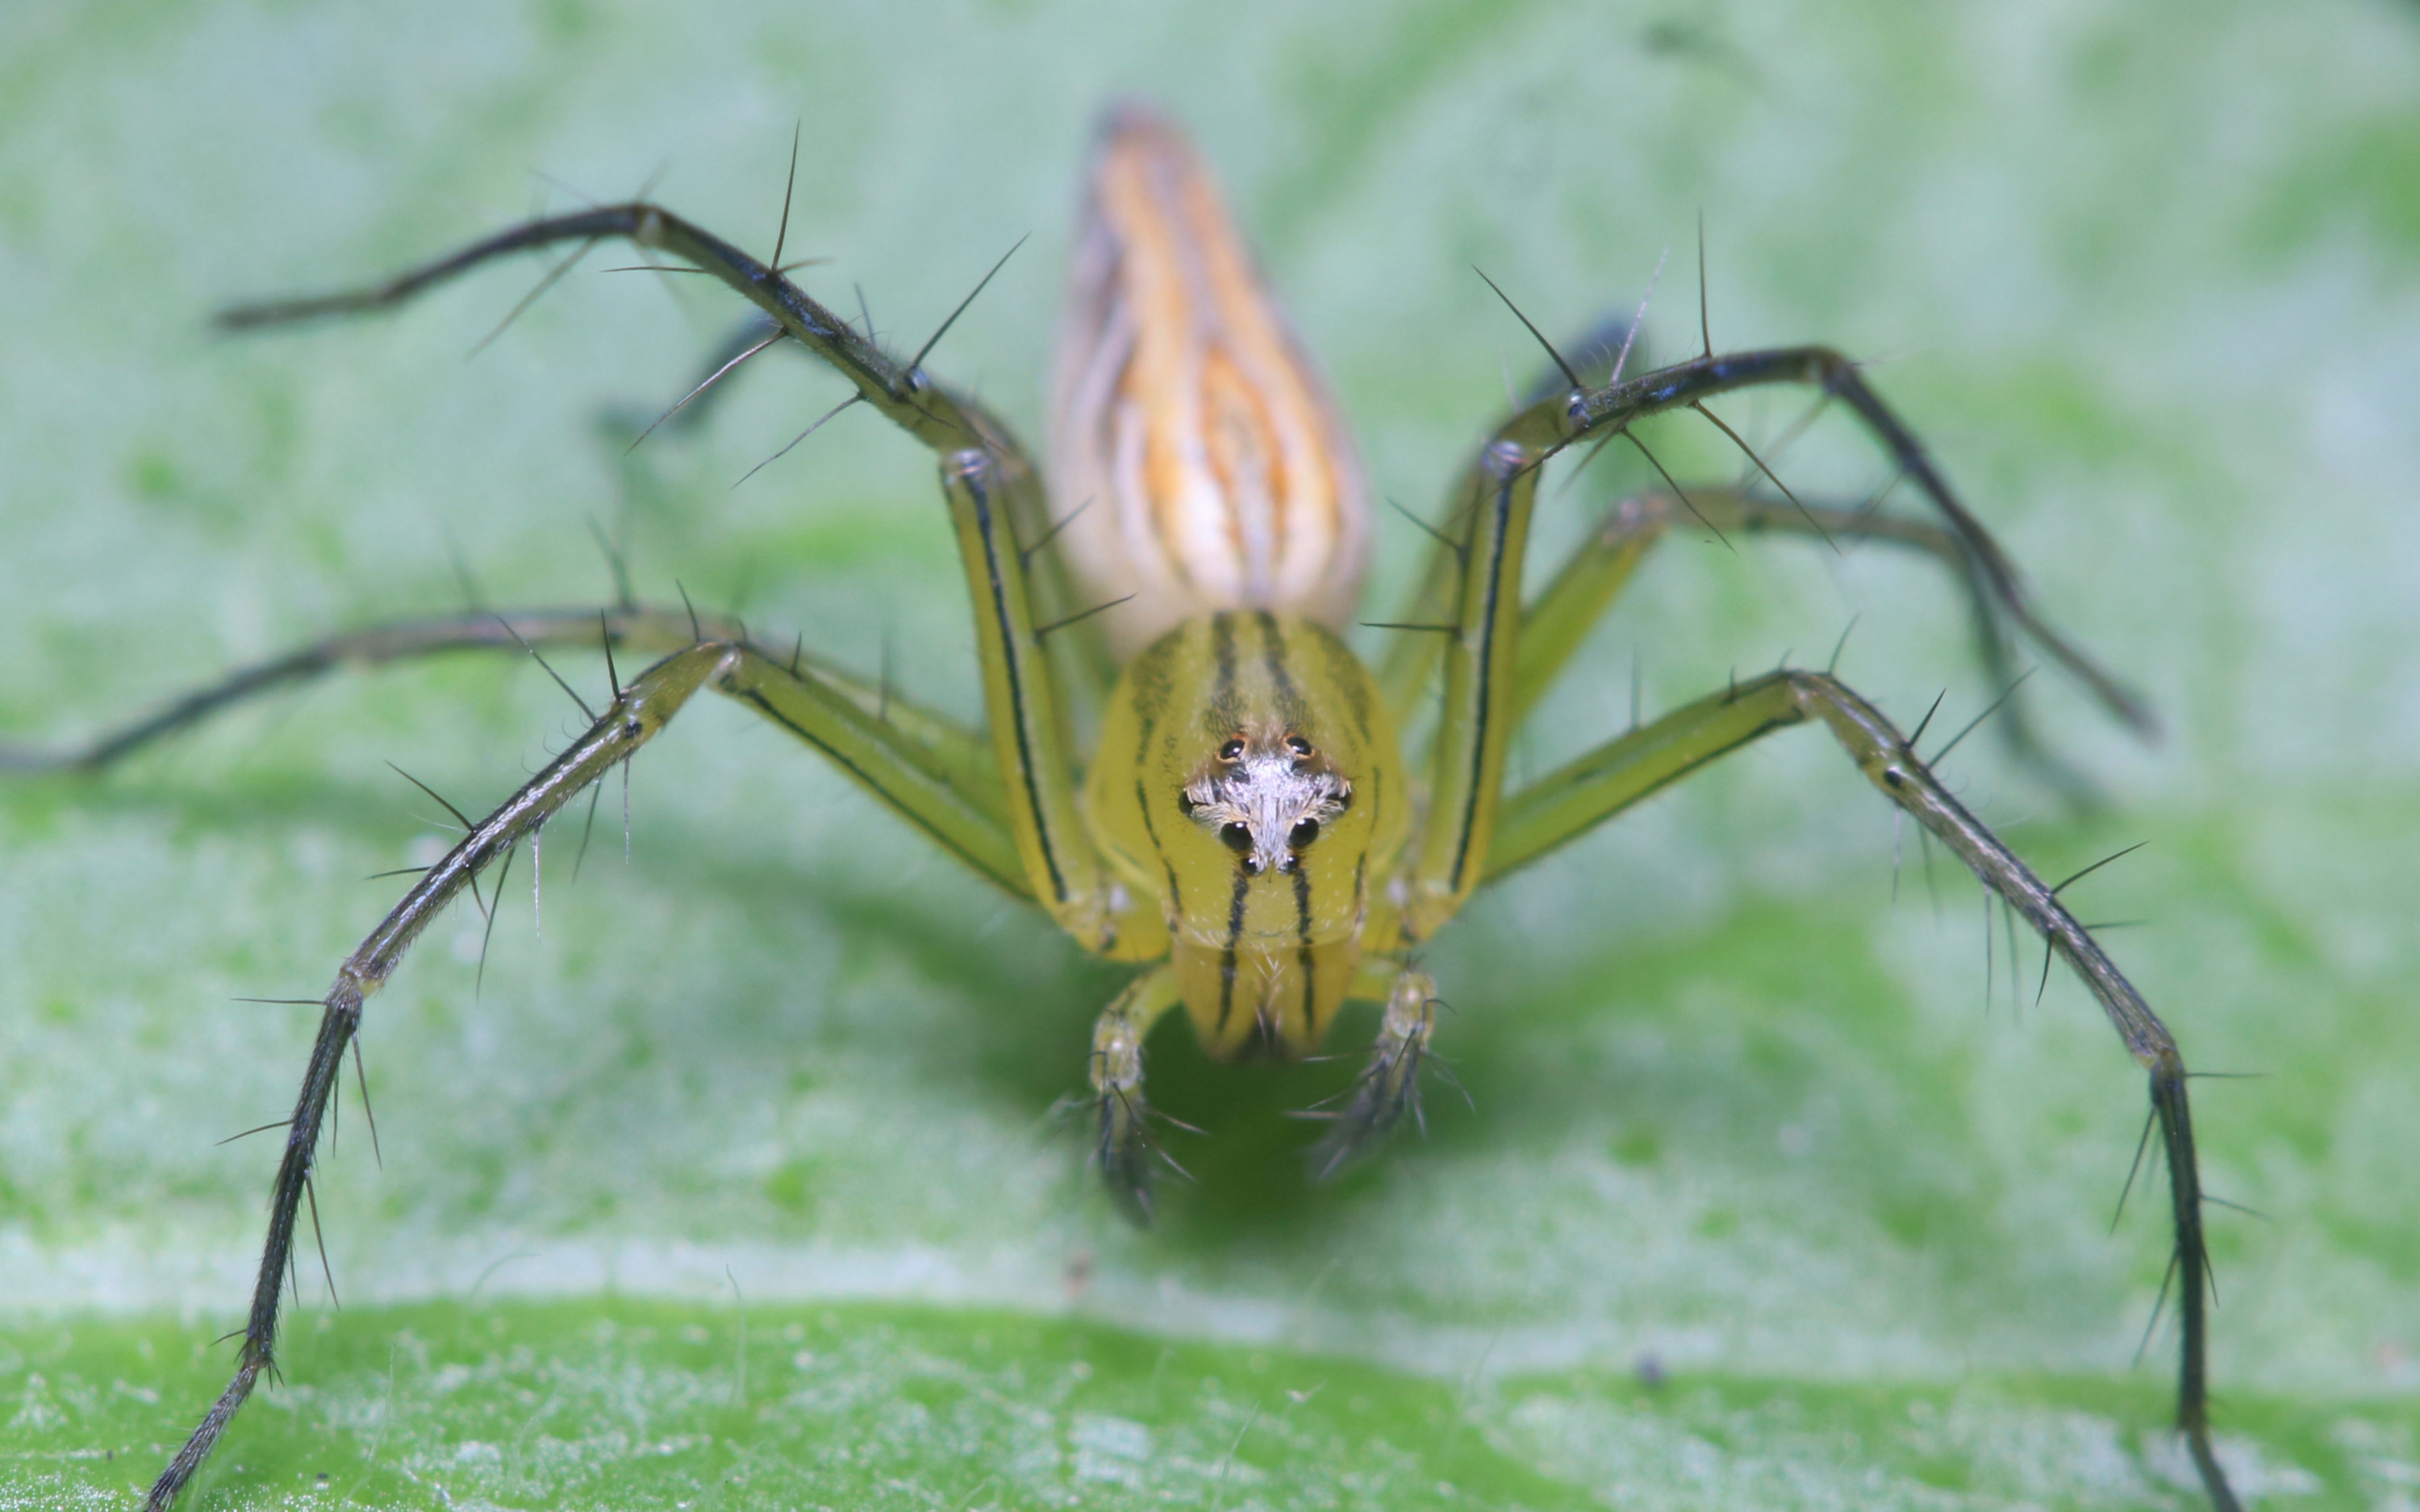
left=1485, top=667, right=2238, bottom=1512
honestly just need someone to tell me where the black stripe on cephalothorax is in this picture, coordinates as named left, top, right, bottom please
left=1253, top=610, right=1307, bottom=727
left=1127, top=635, right=1175, bottom=761
left=1135, top=776, right=1182, bottom=918
left=1292, top=859, right=1316, bottom=1041
left=1208, top=611, right=1241, bottom=731
left=1216, top=864, right=1249, bottom=1035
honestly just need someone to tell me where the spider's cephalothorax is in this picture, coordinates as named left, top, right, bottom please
left=1090, top=610, right=1404, bottom=1060
left=29, top=99, right=2243, bottom=1512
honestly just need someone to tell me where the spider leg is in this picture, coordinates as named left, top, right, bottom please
left=1303, top=966, right=1439, bottom=1179
left=220, top=201, right=1145, bottom=955
left=708, top=641, right=1031, bottom=893
left=215, top=200, right=1084, bottom=650
left=1378, top=476, right=2097, bottom=732
left=604, top=306, right=1117, bottom=719
left=140, top=639, right=720, bottom=1512
left=1505, top=484, right=2143, bottom=789
left=937, top=448, right=1158, bottom=956
left=1383, top=345, right=2155, bottom=937
left=1087, top=964, right=1183, bottom=1223
left=140, top=624, right=1063, bottom=1508
left=219, top=203, right=1006, bottom=461
left=1482, top=666, right=2239, bottom=1512
left=0, top=605, right=987, bottom=806
left=1565, top=347, right=2151, bottom=736
left=0, top=606, right=1003, bottom=820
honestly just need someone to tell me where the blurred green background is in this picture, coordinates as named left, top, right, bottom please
left=3, top=1, right=2418, bottom=1506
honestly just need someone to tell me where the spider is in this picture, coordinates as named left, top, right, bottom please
left=4, top=103, right=2239, bottom=1511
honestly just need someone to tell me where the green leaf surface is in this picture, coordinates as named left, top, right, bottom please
left=4, top=2, right=2418, bottom=1507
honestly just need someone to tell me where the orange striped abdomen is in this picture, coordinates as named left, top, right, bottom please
left=1049, top=104, right=1369, bottom=661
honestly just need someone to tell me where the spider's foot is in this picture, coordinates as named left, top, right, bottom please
left=1087, top=983, right=1185, bottom=1226
left=1306, top=970, right=1442, bottom=1180
left=1094, top=1080, right=1158, bottom=1226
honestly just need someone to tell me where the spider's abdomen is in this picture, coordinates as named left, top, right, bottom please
left=1087, top=610, right=1407, bottom=1058
left=1049, top=103, right=1369, bottom=662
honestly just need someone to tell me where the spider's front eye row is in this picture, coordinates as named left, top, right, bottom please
left=1217, top=738, right=1245, bottom=761
left=1288, top=818, right=1320, bottom=848
left=1219, top=823, right=1252, bottom=854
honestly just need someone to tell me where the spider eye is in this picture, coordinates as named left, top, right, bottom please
left=1219, top=822, right=1253, bottom=854
left=1288, top=818, right=1320, bottom=849
left=1218, top=738, right=1245, bottom=761
left=1286, top=735, right=1313, bottom=756
left=1177, top=793, right=1198, bottom=816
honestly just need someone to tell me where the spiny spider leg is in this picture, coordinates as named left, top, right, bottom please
left=1368, top=317, right=2234, bottom=1510
left=1394, top=341, right=2157, bottom=940
left=220, top=199, right=1108, bottom=687
left=136, top=629, right=1071, bottom=1510
left=1378, top=475, right=2124, bottom=781
left=1303, top=967, right=1440, bottom=1178
left=221, top=205, right=993, bottom=457
left=1379, top=348, right=2153, bottom=789
left=1575, top=347, right=2152, bottom=733
left=139, top=639, right=717, bottom=1512
left=221, top=198, right=1149, bottom=953
left=1087, top=965, right=1183, bottom=1223
left=1480, top=667, right=2238, bottom=1512
left=1504, top=483, right=2133, bottom=795
left=605, top=302, right=1116, bottom=716
left=0, top=605, right=1000, bottom=808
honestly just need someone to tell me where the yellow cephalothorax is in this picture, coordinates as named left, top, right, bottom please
left=1088, top=610, right=1407, bottom=1058
left=47, top=99, right=2243, bottom=1512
